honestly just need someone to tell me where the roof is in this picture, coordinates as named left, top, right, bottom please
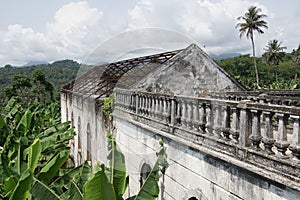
left=62, top=43, right=246, bottom=99
left=62, top=49, right=182, bottom=98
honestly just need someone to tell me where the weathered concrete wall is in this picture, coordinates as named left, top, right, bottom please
left=114, top=116, right=300, bottom=200
left=133, top=44, right=245, bottom=97
left=61, top=93, right=109, bottom=167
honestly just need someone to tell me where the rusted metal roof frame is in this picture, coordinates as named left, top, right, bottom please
left=93, top=49, right=182, bottom=98
left=62, top=49, right=182, bottom=98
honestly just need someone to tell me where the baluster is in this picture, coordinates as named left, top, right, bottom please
left=222, top=105, right=230, bottom=140
left=165, top=98, right=171, bottom=124
left=250, top=110, right=262, bottom=150
left=275, top=113, right=289, bottom=159
left=129, top=93, right=134, bottom=111
left=176, top=100, right=181, bottom=125
left=206, top=104, right=213, bottom=134
left=126, top=92, right=129, bottom=110
left=162, top=97, right=167, bottom=123
left=238, top=103, right=252, bottom=147
left=231, top=107, right=240, bottom=144
left=152, top=96, right=156, bottom=118
left=289, top=115, right=300, bottom=162
left=139, top=95, right=142, bottom=114
left=115, top=91, right=119, bottom=108
left=159, top=97, right=164, bottom=120
left=150, top=96, right=154, bottom=118
left=170, top=98, right=176, bottom=127
left=186, top=100, right=193, bottom=129
left=119, top=92, right=122, bottom=108
left=199, top=103, right=206, bottom=132
left=121, top=92, right=125, bottom=109
left=141, top=95, right=145, bottom=115
left=145, top=95, right=150, bottom=117
left=155, top=97, right=160, bottom=119
left=125, top=92, right=129, bottom=109
left=122, top=92, right=125, bottom=109
left=213, top=105, right=222, bottom=138
left=262, top=112, right=275, bottom=155
left=181, top=100, right=187, bottom=127
left=144, top=95, right=147, bottom=114
left=193, top=100, right=199, bottom=131
left=135, top=94, right=139, bottom=114
left=125, top=92, right=129, bottom=110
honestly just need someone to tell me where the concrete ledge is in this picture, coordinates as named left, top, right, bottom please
left=113, top=110, right=300, bottom=193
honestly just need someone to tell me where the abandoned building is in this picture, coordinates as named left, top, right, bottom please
left=61, top=44, right=300, bottom=200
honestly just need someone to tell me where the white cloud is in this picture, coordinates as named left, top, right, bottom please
left=0, top=0, right=299, bottom=66
left=46, top=1, right=104, bottom=55
left=0, top=24, right=52, bottom=66
left=0, top=1, right=106, bottom=66
left=128, top=0, right=270, bottom=55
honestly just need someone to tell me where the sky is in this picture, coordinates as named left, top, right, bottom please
left=0, top=0, right=299, bottom=66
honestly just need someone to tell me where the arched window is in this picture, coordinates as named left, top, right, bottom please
left=71, top=112, right=74, bottom=127
left=188, top=197, right=198, bottom=200
left=77, top=117, right=81, bottom=149
left=77, top=117, right=82, bottom=164
left=87, top=123, right=91, bottom=161
left=140, top=163, right=152, bottom=188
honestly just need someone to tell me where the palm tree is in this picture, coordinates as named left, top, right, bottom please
left=291, top=44, right=300, bottom=64
left=263, top=39, right=286, bottom=65
left=236, top=6, right=268, bottom=88
left=262, top=39, right=286, bottom=82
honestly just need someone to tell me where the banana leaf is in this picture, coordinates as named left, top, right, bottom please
left=9, top=169, right=33, bottom=200
left=83, top=164, right=116, bottom=200
left=107, top=135, right=127, bottom=199
left=31, top=177, right=60, bottom=200
left=28, top=139, right=42, bottom=173
left=37, top=150, right=69, bottom=184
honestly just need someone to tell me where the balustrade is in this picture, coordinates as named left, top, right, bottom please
left=114, top=88, right=300, bottom=165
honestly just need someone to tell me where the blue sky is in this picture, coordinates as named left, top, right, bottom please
left=0, top=0, right=299, bottom=66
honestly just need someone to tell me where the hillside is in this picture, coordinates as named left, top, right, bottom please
left=216, top=48, right=300, bottom=90
left=0, top=59, right=82, bottom=105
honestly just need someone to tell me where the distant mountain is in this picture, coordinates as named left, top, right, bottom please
left=24, top=61, right=48, bottom=66
left=210, top=53, right=241, bottom=60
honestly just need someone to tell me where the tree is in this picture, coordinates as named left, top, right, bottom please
left=263, top=39, right=286, bottom=65
left=262, top=39, right=286, bottom=82
left=236, top=5, right=268, bottom=88
left=291, top=44, right=300, bottom=64
left=4, top=70, right=54, bottom=105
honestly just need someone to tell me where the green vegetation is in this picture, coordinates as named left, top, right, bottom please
left=217, top=44, right=300, bottom=90
left=102, top=94, right=114, bottom=117
left=236, top=5, right=268, bottom=88
left=0, top=59, right=81, bottom=106
left=0, top=98, right=167, bottom=200
left=0, top=98, right=76, bottom=199
left=5, top=69, right=54, bottom=105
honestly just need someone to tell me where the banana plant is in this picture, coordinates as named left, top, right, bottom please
left=0, top=98, right=87, bottom=200
left=1, top=98, right=168, bottom=200
left=83, top=134, right=168, bottom=200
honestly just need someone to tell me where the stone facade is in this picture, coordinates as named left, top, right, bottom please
left=61, top=44, right=300, bottom=200
left=133, top=44, right=245, bottom=96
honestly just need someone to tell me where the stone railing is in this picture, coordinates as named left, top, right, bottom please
left=210, top=90, right=300, bottom=107
left=114, top=88, right=300, bottom=187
